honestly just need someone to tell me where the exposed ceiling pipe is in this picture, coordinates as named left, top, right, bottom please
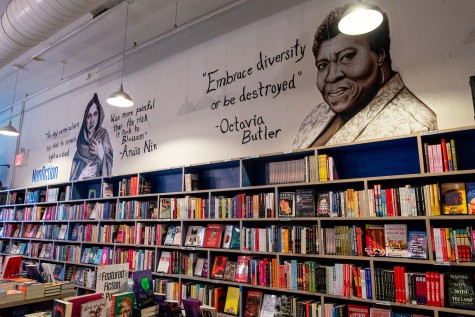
left=0, top=0, right=110, bottom=68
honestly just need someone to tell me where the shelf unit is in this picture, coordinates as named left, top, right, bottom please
left=1, top=126, right=475, bottom=317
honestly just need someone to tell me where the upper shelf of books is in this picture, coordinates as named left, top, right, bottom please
left=1, top=126, right=475, bottom=205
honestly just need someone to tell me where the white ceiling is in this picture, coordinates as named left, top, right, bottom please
left=0, top=0, right=247, bottom=115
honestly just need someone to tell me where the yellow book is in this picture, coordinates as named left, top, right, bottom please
left=318, top=154, right=328, bottom=182
left=441, top=182, right=467, bottom=215
left=223, top=286, right=240, bottom=315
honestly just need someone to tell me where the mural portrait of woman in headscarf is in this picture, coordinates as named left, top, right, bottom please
left=70, top=93, right=113, bottom=181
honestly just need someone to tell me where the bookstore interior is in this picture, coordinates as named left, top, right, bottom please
left=0, top=0, right=475, bottom=316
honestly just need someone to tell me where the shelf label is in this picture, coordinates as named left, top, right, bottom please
left=183, top=247, right=196, bottom=250
left=375, top=301, right=391, bottom=306
left=434, top=261, right=451, bottom=266
left=279, top=218, right=291, bottom=221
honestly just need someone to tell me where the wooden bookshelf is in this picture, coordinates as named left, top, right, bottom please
left=1, top=126, right=475, bottom=316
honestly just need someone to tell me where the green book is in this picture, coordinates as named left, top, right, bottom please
left=111, top=291, right=135, bottom=317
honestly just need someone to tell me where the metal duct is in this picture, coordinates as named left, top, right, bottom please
left=0, top=0, right=110, bottom=68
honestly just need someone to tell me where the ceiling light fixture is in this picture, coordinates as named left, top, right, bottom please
left=0, top=66, right=21, bottom=137
left=338, top=1, right=383, bottom=35
left=107, top=0, right=134, bottom=108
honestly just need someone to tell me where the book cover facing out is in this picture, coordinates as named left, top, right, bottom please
left=407, top=231, right=428, bottom=259
left=279, top=192, right=295, bottom=217
left=132, top=269, right=154, bottom=309
left=446, top=272, right=475, bottom=309
left=441, top=182, right=467, bottom=215
left=295, top=188, right=315, bottom=217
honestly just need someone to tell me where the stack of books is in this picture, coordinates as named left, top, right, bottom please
left=58, top=281, right=75, bottom=294
left=6, top=289, right=24, bottom=301
left=44, top=283, right=61, bottom=297
left=19, top=282, right=45, bottom=300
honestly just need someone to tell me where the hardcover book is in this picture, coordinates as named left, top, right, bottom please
left=184, top=225, right=205, bottom=247
left=165, top=299, right=182, bottom=317
left=223, top=261, right=237, bottom=282
left=407, top=231, right=428, bottom=259
left=63, top=293, right=103, bottom=317
left=229, top=226, right=241, bottom=250
left=203, top=224, right=223, bottom=248
left=259, top=294, right=277, bottom=317
left=445, top=272, right=475, bottom=309
left=221, top=225, right=234, bottom=249
left=384, top=224, right=408, bottom=257
left=370, top=307, right=391, bottom=317
left=348, top=304, right=369, bottom=317
left=193, top=258, right=205, bottom=277
left=295, top=188, right=315, bottom=217
left=163, top=226, right=177, bottom=245
left=224, top=286, right=240, bottom=315
left=80, top=298, right=106, bottom=317
left=182, top=297, right=203, bottom=317
left=234, top=255, right=251, bottom=283
left=466, top=182, right=475, bottom=215
left=364, top=224, right=385, bottom=257
left=279, top=192, right=295, bottom=217
left=53, top=299, right=73, bottom=317
left=441, top=182, right=467, bottom=215
left=110, top=292, right=134, bottom=317
left=243, top=290, right=263, bottom=317
left=102, top=182, right=113, bottom=198
left=157, top=251, right=171, bottom=273
left=200, top=305, right=218, bottom=317
left=210, top=256, right=227, bottom=279
left=316, top=192, right=331, bottom=216
left=132, top=269, right=154, bottom=309
left=172, top=225, right=182, bottom=246
left=159, top=198, right=171, bottom=219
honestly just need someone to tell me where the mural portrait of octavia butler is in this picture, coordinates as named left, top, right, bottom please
left=293, top=3, right=437, bottom=149
left=70, top=93, right=113, bottom=181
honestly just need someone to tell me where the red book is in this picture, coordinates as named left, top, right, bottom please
left=235, top=255, right=251, bottom=283
left=1, top=255, right=22, bottom=278
left=441, top=139, right=449, bottom=171
left=426, top=272, right=433, bottom=306
left=210, top=256, right=227, bottom=279
left=440, top=228, right=448, bottom=261
left=386, top=189, right=394, bottom=217
left=348, top=304, right=369, bottom=317
left=434, top=272, right=441, bottom=306
left=64, top=293, right=103, bottom=317
left=203, top=224, right=224, bottom=248
left=394, top=266, right=400, bottom=303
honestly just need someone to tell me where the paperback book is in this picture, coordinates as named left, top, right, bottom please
left=295, top=188, right=315, bottom=217
left=203, top=224, right=223, bottom=248
left=223, top=286, right=240, bottom=315
left=407, top=231, right=428, bottom=259
left=132, top=269, right=154, bottom=309
left=243, top=290, right=262, bottom=317
left=441, top=182, right=467, bottom=215
left=279, top=192, right=295, bottom=217
left=384, top=224, right=408, bottom=257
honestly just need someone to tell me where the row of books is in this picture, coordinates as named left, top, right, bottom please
left=5, top=181, right=472, bottom=221
left=374, top=267, right=475, bottom=310
left=269, top=155, right=317, bottom=184
left=318, top=154, right=339, bottom=181
left=432, top=226, right=475, bottom=262
left=279, top=189, right=364, bottom=218
left=162, top=223, right=240, bottom=249
left=117, top=200, right=158, bottom=220
left=210, top=193, right=275, bottom=219
left=423, top=138, right=458, bottom=173
left=158, top=197, right=207, bottom=220
left=242, top=224, right=319, bottom=254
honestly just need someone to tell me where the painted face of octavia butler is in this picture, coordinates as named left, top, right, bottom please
left=315, top=33, right=384, bottom=115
